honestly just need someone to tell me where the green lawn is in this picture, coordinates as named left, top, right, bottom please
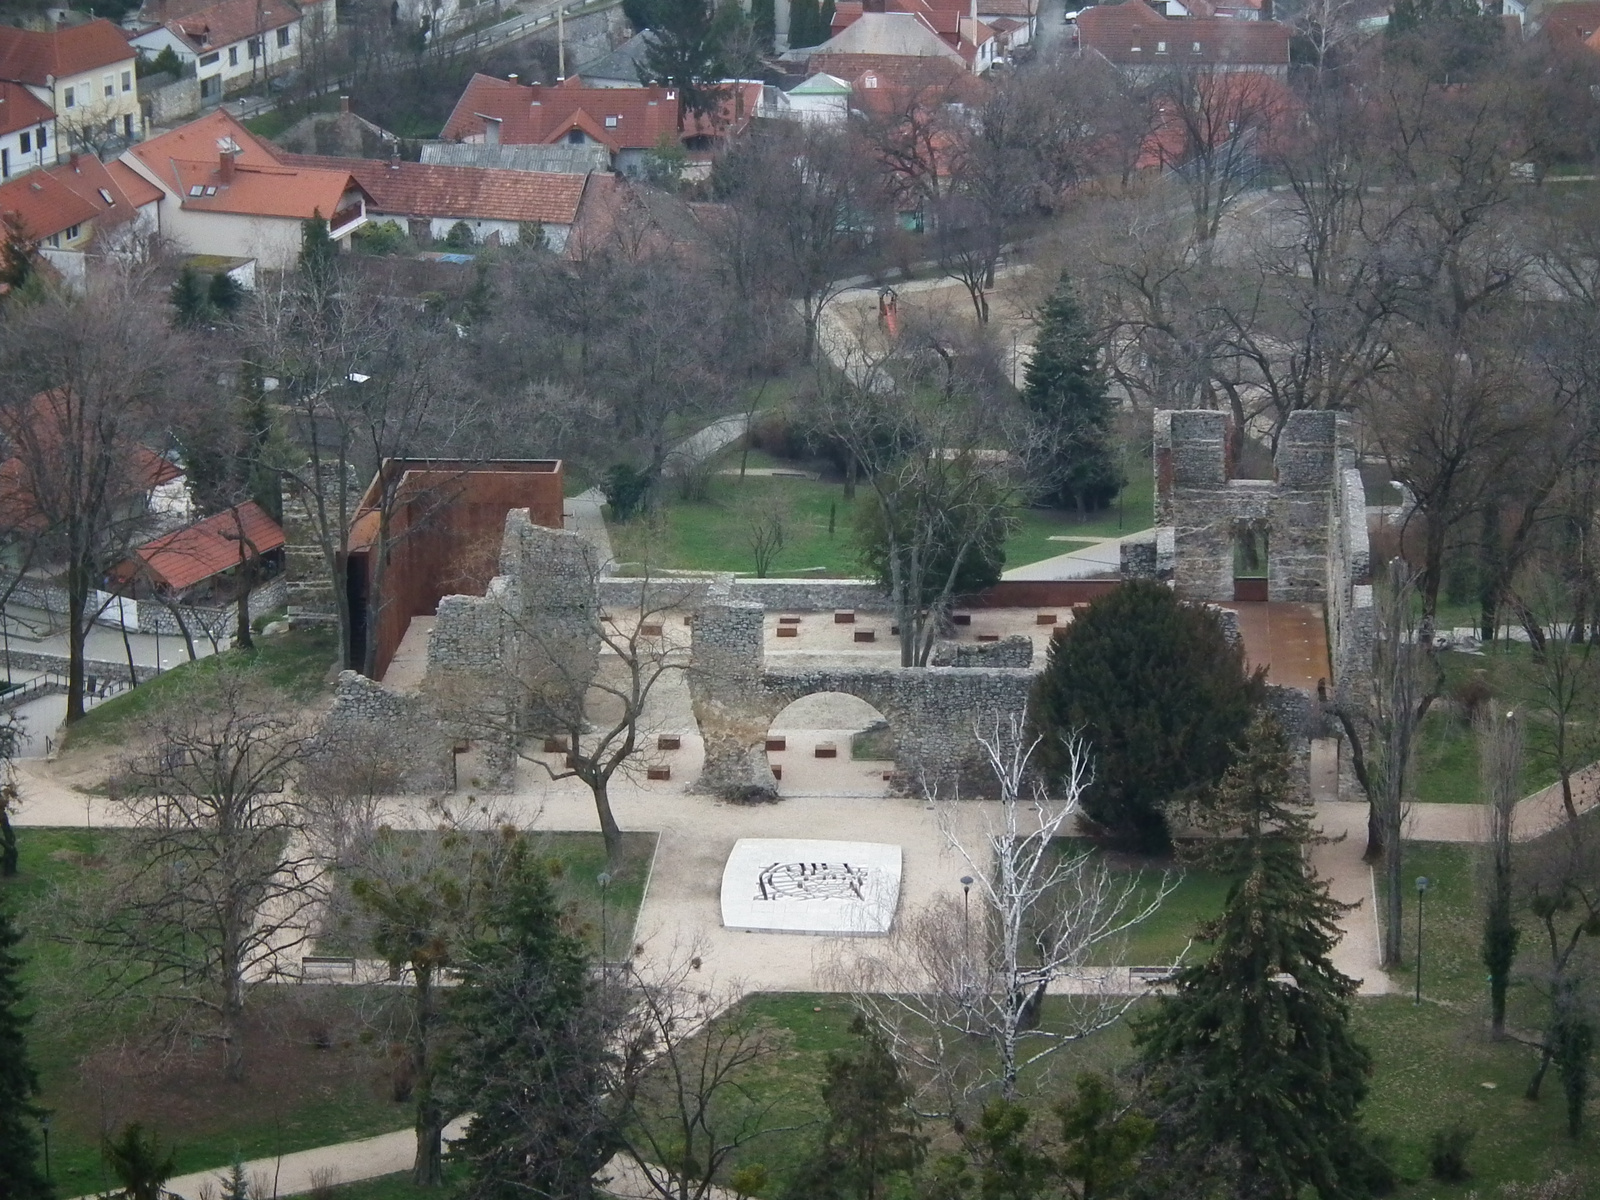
left=63, top=627, right=336, bottom=749
left=1410, top=643, right=1599, bottom=804
left=314, top=830, right=657, bottom=964
left=639, top=464, right=1153, bottom=579
left=2, top=828, right=412, bottom=1193
left=1051, top=841, right=1230, bottom=966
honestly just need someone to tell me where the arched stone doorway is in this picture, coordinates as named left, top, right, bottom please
left=763, top=692, right=896, bottom=798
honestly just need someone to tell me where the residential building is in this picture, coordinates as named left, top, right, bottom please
left=760, top=72, right=854, bottom=123
left=130, top=0, right=333, bottom=103
left=976, top=0, right=1037, bottom=49
left=1535, top=0, right=1600, bottom=42
left=0, top=151, right=162, bottom=291
left=111, top=501, right=285, bottom=605
left=277, top=153, right=590, bottom=250
left=0, top=80, right=56, bottom=180
left=120, top=109, right=369, bottom=269
left=0, top=18, right=141, bottom=148
left=440, top=74, right=763, bottom=175
left=419, top=141, right=612, bottom=173
left=1074, top=0, right=1293, bottom=77
left=825, top=0, right=1002, bottom=69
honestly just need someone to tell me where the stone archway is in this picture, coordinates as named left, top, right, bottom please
left=764, top=692, right=896, bottom=798
left=687, top=593, right=1034, bottom=801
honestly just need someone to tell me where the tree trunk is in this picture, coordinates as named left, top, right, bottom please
left=1364, top=801, right=1382, bottom=864
left=1383, top=830, right=1404, bottom=970
left=65, top=564, right=88, bottom=723
left=412, top=969, right=444, bottom=1186
left=592, top=776, right=623, bottom=864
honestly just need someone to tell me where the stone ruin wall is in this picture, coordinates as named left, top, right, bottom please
left=686, top=584, right=1036, bottom=801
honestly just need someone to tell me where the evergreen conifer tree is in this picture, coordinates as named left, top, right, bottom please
left=447, top=841, right=616, bottom=1199
left=784, top=1017, right=925, bottom=1200
left=1030, top=580, right=1264, bottom=852
left=0, top=903, right=51, bottom=1199
left=1133, top=714, right=1378, bottom=1200
left=299, top=213, right=337, bottom=286
left=1022, top=274, right=1123, bottom=514
left=169, top=265, right=211, bottom=329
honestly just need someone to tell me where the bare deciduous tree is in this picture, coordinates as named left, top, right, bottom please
left=1332, top=559, right=1442, bottom=967
left=834, top=713, right=1172, bottom=1112
left=78, top=666, right=317, bottom=1080
left=1477, top=705, right=1521, bottom=1041
left=620, top=954, right=799, bottom=1200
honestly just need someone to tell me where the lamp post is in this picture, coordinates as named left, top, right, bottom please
left=1414, top=876, right=1430, bottom=1005
left=597, top=871, right=612, bottom=970
left=40, top=1113, right=50, bottom=1182
left=960, top=875, right=975, bottom=1026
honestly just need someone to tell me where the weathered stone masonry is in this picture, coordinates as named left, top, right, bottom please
left=687, top=584, right=1034, bottom=800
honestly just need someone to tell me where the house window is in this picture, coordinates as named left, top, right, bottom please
left=1, top=149, right=8, bottom=179
left=37, top=126, right=46, bottom=149
left=200, top=51, right=220, bottom=66
left=63, top=86, right=75, bottom=108
left=122, top=70, right=133, bottom=92
left=604, top=115, right=618, bottom=127
left=567, top=129, right=583, bottom=144
left=277, top=26, right=291, bottom=47
left=1156, top=40, right=1167, bottom=51
left=1193, top=40, right=1202, bottom=51
left=65, top=224, right=80, bottom=240
left=103, top=73, right=115, bottom=98
left=248, top=36, right=261, bottom=58
left=229, top=46, right=239, bottom=65
left=47, top=233, right=59, bottom=247
left=19, top=132, right=29, bottom=153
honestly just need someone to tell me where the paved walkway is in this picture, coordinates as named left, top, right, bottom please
left=1002, top=535, right=1130, bottom=582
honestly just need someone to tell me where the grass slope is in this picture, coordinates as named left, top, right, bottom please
left=63, top=627, right=336, bottom=750
left=640, top=465, right=1155, bottom=579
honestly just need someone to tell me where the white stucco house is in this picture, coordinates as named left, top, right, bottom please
left=118, top=108, right=368, bottom=270
left=0, top=80, right=58, bottom=180
left=130, top=0, right=335, bottom=102
left=761, top=72, right=853, bottom=123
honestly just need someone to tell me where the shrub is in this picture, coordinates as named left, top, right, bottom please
left=1030, top=580, right=1266, bottom=852
left=1427, top=1123, right=1475, bottom=1182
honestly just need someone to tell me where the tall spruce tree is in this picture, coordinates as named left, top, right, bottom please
left=1022, top=274, right=1123, bottom=514
left=1133, top=714, right=1377, bottom=1200
left=1030, top=580, right=1264, bottom=852
left=0, top=904, right=51, bottom=1199
left=446, top=841, right=618, bottom=1200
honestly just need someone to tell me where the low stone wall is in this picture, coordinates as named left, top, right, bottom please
left=1, top=648, right=160, bottom=685
left=315, top=671, right=452, bottom=793
left=0, top=573, right=286, bottom=640
left=930, top=634, right=1034, bottom=668
left=595, top=576, right=895, bottom=615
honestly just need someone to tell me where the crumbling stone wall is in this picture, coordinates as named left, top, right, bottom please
left=316, top=671, right=452, bottom=793
left=687, top=585, right=1034, bottom=800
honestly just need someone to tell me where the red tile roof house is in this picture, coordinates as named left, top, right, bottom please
left=0, top=18, right=142, bottom=147
left=440, top=74, right=763, bottom=177
left=129, top=0, right=334, bottom=105
left=118, top=108, right=370, bottom=270
left=1075, top=0, right=1292, bottom=79
left=274, top=153, right=591, bottom=250
left=110, top=500, right=285, bottom=605
left=0, top=80, right=58, bottom=181
left=827, top=0, right=1002, bottom=70
left=0, top=151, right=162, bottom=286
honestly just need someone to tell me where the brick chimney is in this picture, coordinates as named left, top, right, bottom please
left=339, top=94, right=350, bottom=113
left=219, top=147, right=236, bottom=183
left=863, top=0, right=884, bottom=10
left=1259, top=0, right=1272, bottom=17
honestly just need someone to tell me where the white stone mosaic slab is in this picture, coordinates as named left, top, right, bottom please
left=720, top=838, right=902, bottom=935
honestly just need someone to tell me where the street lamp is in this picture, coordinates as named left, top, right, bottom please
left=1414, top=876, right=1430, bottom=1005
left=960, top=875, right=975, bottom=1022
left=39, top=1112, right=50, bottom=1182
left=597, top=871, right=612, bottom=969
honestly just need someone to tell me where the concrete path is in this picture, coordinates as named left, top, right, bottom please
left=669, top=414, right=750, bottom=469
left=145, top=1119, right=469, bottom=1200
left=566, top=488, right=617, bottom=576
left=1002, top=534, right=1135, bottom=582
